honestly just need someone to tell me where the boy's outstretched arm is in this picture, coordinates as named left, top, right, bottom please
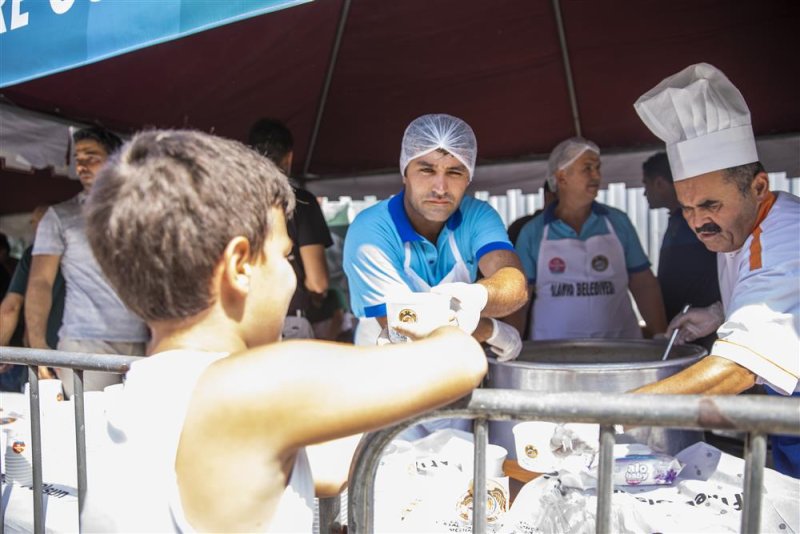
left=176, top=326, right=486, bottom=531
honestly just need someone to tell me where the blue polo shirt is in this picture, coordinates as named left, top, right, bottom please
left=515, top=201, right=650, bottom=284
left=343, top=191, right=513, bottom=318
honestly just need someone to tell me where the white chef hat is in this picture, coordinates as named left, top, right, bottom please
left=400, top=114, right=477, bottom=181
left=634, top=63, right=758, bottom=182
left=545, top=137, right=600, bottom=192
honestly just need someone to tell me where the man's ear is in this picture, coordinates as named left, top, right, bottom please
left=280, top=151, right=293, bottom=176
left=751, top=171, right=770, bottom=201
left=555, top=169, right=567, bottom=188
left=221, top=237, right=253, bottom=297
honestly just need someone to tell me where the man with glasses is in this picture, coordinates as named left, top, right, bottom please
left=26, top=127, right=148, bottom=397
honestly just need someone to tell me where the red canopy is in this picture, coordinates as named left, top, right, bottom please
left=2, top=0, right=798, bottom=213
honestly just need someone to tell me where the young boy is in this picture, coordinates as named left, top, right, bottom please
left=80, top=130, right=487, bottom=532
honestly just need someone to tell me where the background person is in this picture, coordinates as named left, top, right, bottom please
left=248, top=118, right=333, bottom=339
left=633, top=62, right=800, bottom=477
left=25, top=127, right=148, bottom=397
left=507, top=180, right=557, bottom=246
left=642, top=152, right=720, bottom=350
left=0, top=205, right=66, bottom=392
left=513, top=137, right=667, bottom=340
left=0, top=233, right=14, bottom=295
left=80, top=130, right=488, bottom=532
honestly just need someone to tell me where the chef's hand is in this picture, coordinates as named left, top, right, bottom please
left=486, top=318, right=522, bottom=362
left=665, top=302, right=724, bottom=345
left=430, top=282, right=489, bottom=334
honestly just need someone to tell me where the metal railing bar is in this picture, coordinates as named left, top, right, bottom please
left=348, top=390, right=799, bottom=533
left=347, top=424, right=408, bottom=533
left=26, top=367, right=44, bottom=534
left=472, top=417, right=488, bottom=532
left=0, top=347, right=139, bottom=373
left=73, top=369, right=87, bottom=531
left=596, top=424, right=615, bottom=534
left=318, top=495, right=341, bottom=534
left=423, top=390, right=800, bottom=434
left=741, top=432, right=767, bottom=533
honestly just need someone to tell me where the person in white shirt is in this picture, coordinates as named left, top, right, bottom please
left=632, top=63, right=800, bottom=478
left=80, top=130, right=488, bottom=531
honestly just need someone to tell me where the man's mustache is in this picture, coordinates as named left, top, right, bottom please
left=695, top=223, right=722, bottom=234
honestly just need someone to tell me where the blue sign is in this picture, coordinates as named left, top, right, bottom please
left=0, top=0, right=310, bottom=88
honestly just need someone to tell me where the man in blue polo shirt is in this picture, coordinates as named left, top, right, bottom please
left=514, top=138, right=667, bottom=340
left=343, top=114, right=528, bottom=359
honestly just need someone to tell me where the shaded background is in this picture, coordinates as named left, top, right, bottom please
left=1, top=0, right=798, bottom=214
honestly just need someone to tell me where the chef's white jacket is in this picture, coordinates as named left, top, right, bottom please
left=714, top=192, right=800, bottom=395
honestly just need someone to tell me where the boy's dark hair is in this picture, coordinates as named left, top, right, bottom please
left=247, top=119, right=293, bottom=165
left=85, top=130, right=295, bottom=322
left=642, top=152, right=673, bottom=183
left=73, top=126, right=123, bottom=155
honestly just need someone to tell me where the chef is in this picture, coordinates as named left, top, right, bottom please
left=513, top=138, right=667, bottom=339
left=633, top=63, right=800, bottom=478
left=343, top=114, right=528, bottom=438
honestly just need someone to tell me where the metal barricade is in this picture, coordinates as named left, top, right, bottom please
left=0, top=346, right=140, bottom=534
left=348, top=389, right=800, bottom=534
left=3, top=347, right=798, bottom=534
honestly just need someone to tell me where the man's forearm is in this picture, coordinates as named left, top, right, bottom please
left=633, top=356, right=756, bottom=395
left=0, top=293, right=23, bottom=346
left=480, top=266, right=528, bottom=317
left=299, top=244, right=329, bottom=296
left=24, top=280, right=54, bottom=348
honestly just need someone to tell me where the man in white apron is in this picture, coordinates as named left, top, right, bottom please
left=633, top=63, right=800, bottom=478
left=514, top=138, right=667, bottom=340
left=343, top=114, right=529, bottom=436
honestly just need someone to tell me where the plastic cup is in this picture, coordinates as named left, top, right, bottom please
left=385, top=292, right=451, bottom=343
left=485, top=443, right=508, bottom=477
left=513, top=421, right=559, bottom=473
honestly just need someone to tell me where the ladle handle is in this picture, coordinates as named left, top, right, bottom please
left=662, top=304, right=691, bottom=361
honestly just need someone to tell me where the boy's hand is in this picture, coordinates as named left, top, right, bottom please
left=389, top=311, right=458, bottom=342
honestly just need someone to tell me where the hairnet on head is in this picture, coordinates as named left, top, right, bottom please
left=545, top=137, right=600, bottom=191
left=400, top=114, right=477, bottom=181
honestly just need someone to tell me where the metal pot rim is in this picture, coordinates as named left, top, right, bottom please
left=487, top=338, right=706, bottom=371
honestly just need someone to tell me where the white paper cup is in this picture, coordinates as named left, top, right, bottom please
left=513, top=421, right=559, bottom=473
left=4, top=429, right=33, bottom=486
left=24, top=379, right=64, bottom=418
left=485, top=444, right=508, bottom=477
left=24, top=379, right=64, bottom=404
left=385, top=292, right=451, bottom=343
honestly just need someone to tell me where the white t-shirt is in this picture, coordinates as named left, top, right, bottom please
left=82, top=349, right=314, bottom=532
left=714, top=192, right=800, bottom=395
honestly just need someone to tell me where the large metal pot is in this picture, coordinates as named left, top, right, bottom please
left=487, top=339, right=707, bottom=457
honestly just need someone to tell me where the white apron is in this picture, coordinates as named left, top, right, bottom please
left=531, top=217, right=642, bottom=340
left=354, top=232, right=473, bottom=439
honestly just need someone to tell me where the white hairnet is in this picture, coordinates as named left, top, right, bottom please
left=546, top=137, right=600, bottom=192
left=400, top=114, right=477, bottom=180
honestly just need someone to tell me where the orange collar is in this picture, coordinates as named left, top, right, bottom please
left=753, top=191, right=777, bottom=231
left=748, top=191, right=776, bottom=271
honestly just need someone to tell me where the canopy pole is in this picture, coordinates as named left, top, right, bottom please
left=302, top=0, right=352, bottom=178
left=551, top=0, right=582, bottom=137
